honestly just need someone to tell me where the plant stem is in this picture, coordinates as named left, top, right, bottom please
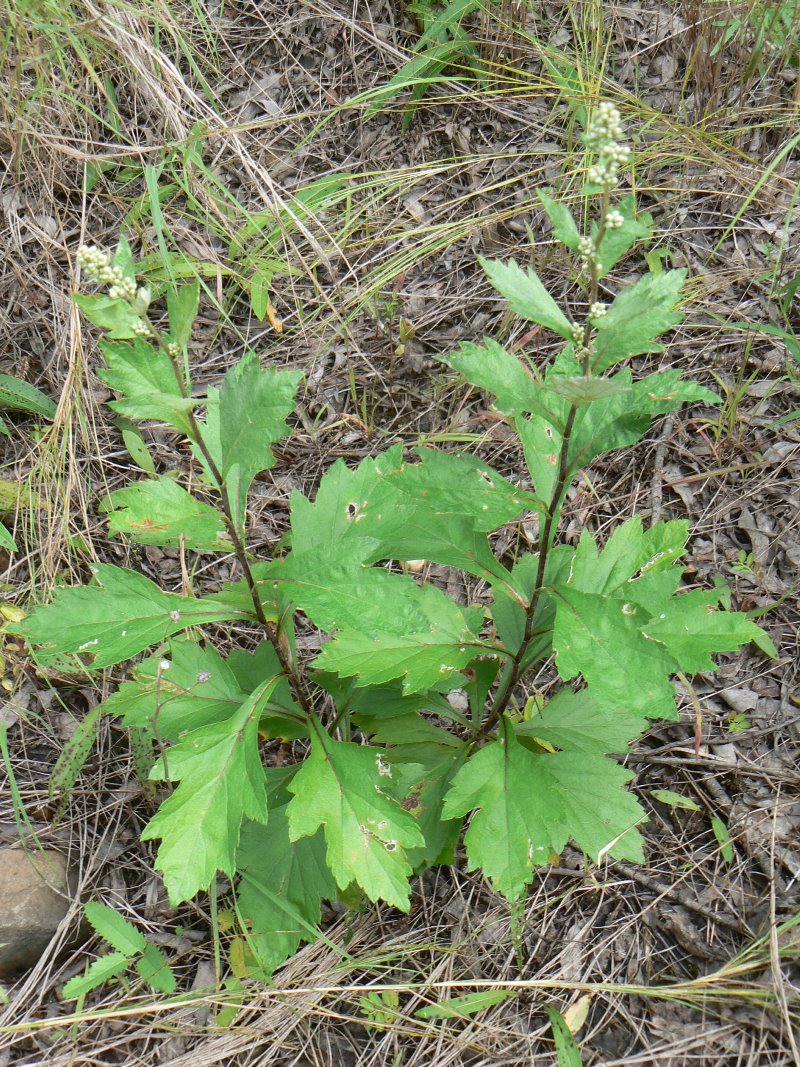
left=152, top=328, right=315, bottom=716
left=481, top=403, right=578, bottom=736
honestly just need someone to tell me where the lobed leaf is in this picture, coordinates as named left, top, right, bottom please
left=567, top=369, right=718, bottom=474
left=14, top=564, right=246, bottom=671
left=553, top=585, right=679, bottom=721
left=106, top=476, right=228, bottom=550
left=592, top=195, right=653, bottom=278
left=142, top=679, right=276, bottom=904
left=211, top=352, right=301, bottom=531
left=480, top=257, right=574, bottom=340
left=98, top=338, right=196, bottom=434
left=237, top=799, right=337, bottom=978
left=516, top=688, right=646, bottom=756
left=62, top=952, right=130, bottom=999
left=135, top=942, right=177, bottom=993
left=84, top=901, right=146, bottom=956
left=440, top=338, right=560, bottom=421
left=643, top=588, right=776, bottom=670
left=289, top=445, right=526, bottom=590
left=105, top=637, right=246, bottom=737
left=287, top=721, right=425, bottom=909
left=73, top=294, right=144, bottom=340
left=442, top=718, right=645, bottom=900
left=591, top=270, right=686, bottom=372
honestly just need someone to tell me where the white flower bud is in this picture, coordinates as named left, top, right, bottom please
left=605, top=210, right=625, bottom=229
left=589, top=302, right=607, bottom=318
left=570, top=323, right=584, bottom=344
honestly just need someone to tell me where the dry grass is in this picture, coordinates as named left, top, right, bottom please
left=1, top=0, right=798, bottom=1062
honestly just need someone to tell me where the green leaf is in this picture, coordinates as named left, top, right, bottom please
left=135, top=942, right=177, bottom=993
left=0, top=373, right=56, bottom=420
left=536, top=189, right=580, bottom=250
left=289, top=447, right=521, bottom=591
left=643, top=588, right=776, bottom=671
left=548, top=375, right=629, bottom=406
left=416, top=989, right=515, bottom=1020
left=489, top=546, right=574, bottom=671
left=110, top=235, right=136, bottom=280
left=288, top=446, right=405, bottom=555
left=287, top=721, right=425, bottom=909
left=387, top=448, right=542, bottom=530
left=567, top=370, right=717, bottom=474
left=84, top=901, right=145, bottom=956
left=546, top=1006, right=584, bottom=1067
left=142, top=679, right=276, bottom=904
left=516, top=689, right=645, bottom=756
left=73, top=294, right=144, bottom=339
left=567, top=517, right=688, bottom=600
left=592, top=195, right=653, bottom=278
left=441, top=338, right=561, bottom=422
left=711, top=815, right=734, bottom=864
left=14, top=564, right=244, bottom=671
left=442, top=719, right=645, bottom=900
left=553, top=585, right=679, bottom=721
left=270, top=537, right=492, bottom=692
left=106, top=476, right=228, bottom=550
left=354, top=703, right=462, bottom=747
left=268, top=538, right=417, bottom=633
left=651, top=788, right=701, bottom=812
left=316, top=606, right=489, bottom=694
left=105, top=637, right=246, bottom=737
left=167, top=282, right=199, bottom=352
left=113, top=417, right=157, bottom=474
left=61, top=951, right=130, bottom=999
left=215, top=351, right=301, bottom=531
left=49, top=705, right=106, bottom=800
left=481, top=257, right=574, bottom=340
left=0, top=520, right=16, bottom=552
left=592, top=270, right=686, bottom=372
left=385, top=743, right=468, bottom=867
left=237, top=804, right=337, bottom=977
left=98, top=338, right=196, bottom=433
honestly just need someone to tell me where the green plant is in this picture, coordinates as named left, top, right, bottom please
left=707, top=0, right=800, bottom=78
left=62, top=902, right=176, bottom=998
left=13, top=103, right=775, bottom=982
left=0, top=373, right=56, bottom=552
left=366, top=0, right=489, bottom=128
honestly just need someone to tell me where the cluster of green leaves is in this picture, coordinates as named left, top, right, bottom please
left=63, top=902, right=175, bottom=999
left=14, top=106, right=775, bottom=983
left=0, top=371, right=56, bottom=551
left=366, top=0, right=488, bottom=127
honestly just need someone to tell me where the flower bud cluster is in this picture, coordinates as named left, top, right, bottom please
left=584, top=101, right=624, bottom=148
left=577, top=235, right=595, bottom=267
left=77, top=244, right=137, bottom=300
left=589, top=301, right=607, bottom=318
left=605, top=209, right=625, bottom=229
left=583, top=102, right=630, bottom=190
left=569, top=322, right=584, bottom=344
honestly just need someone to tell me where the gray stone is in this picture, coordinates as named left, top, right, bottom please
left=0, top=847, right=77, bottom=976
